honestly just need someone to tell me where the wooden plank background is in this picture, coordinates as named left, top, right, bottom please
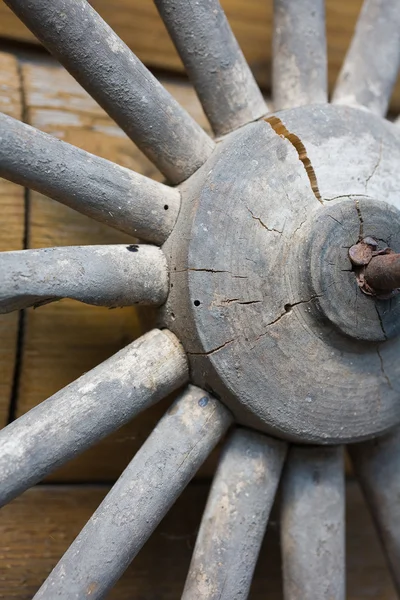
left=0, top=482, right=397, bottom=599
left=0, top=51, right=219, bottom=482
left=0, top=52, right=24, bottom=427
left=0, top=0, right=400, bottom=113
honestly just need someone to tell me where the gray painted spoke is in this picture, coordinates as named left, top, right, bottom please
left=349, top=428, right=400, bottom=593
left=33, top=386, right=232, bottom=600
left=0, top=244, right=168, bottom=313
left=0, top=329, right=188, bottom=508
left=332, top=0, right=400, bottom=116
left=182, top=429, right=287, bottom=600
left=154, top=0, right=267, bottom=136
left=281, top=446, right=345, bottom=600
left=0, top=113, right=180, bottom=244
left=4, top=0, right=215, bottom=183
left=273, top=0, right=327, bottom=110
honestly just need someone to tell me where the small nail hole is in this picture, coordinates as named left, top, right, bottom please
left=164, top=205, right=169, bottom=210
left=194, top=300, right=201, bottom=307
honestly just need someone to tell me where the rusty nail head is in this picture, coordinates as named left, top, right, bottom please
left=348, top=237, right=399, bottom=299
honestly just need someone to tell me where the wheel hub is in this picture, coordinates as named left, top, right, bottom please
left=162, top=103, right=400, bottom=444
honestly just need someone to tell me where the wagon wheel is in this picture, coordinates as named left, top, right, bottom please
left=1, top=0, right=400, bottom=597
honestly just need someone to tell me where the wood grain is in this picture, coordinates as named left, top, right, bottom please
left=0, top=55, right=214, bottom=482
left=0, top=51, right=24, bottom=427
left=0, top=481, right=396, bottom=599
left=0, top=0, right=399, bottom=112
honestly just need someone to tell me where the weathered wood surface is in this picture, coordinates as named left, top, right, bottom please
left=0, top=245, right=170, bottom=312
left=154, top=0, right=268, bottom=135
left=163, top=104, right=400, bottom=443
left=0, top=53, right=213, bottom=482
left=272, top=0, right=327, bottom=109
left=182, top=429, right=286, bottom=600
left=1, top=0, right=400, bottom=113
left=4, top=0, right=215, bottom=185
left=0, top=481, right=396, bottom=599
left=349, top=428, right=400, bottom=594
left=0, top=51, right=24, bottom=427
left=0, top=330, right=188, bottom=508
left=0, top=111, right=182, bottom=243
left=332, top=0, right=400, bottom=116
left=281, top=446, right=345, bottom=600
left=34, top=388, right=232, bottom=599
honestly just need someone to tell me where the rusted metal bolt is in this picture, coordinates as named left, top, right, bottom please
left=365, top=253, right=400, bottom=292
left=349, top=237, right=400, bottom=298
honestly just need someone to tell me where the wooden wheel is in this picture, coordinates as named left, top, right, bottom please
left=1, top=0, right=400, bottom=598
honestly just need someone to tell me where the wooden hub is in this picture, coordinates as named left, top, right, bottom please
left=303, top=198, right=400, bottom=342
left=162, top=104, right=400, bottom=444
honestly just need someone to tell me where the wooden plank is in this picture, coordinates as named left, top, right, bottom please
left=8, top=57, right=213, bottom=482
left=2, top=0, right=400, bottom=113
left=0, top=51, right=24, bottom=427
left=0, top=481, right=396, bottom=598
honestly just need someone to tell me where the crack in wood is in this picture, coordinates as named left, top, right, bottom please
left=354, top=198, right=364, bottom=240
left=328, top=214, right=344, bottom=227
left=365, top=139, right=383, bottom=191
left=374, top=304, right=387, bottom=341
left=264, top=116, right=323, bottom=204
left=212, top=298, right=262, bottom=307
left=376, top=345, right=392, bottom=389
left=325, top=194, right=371, bottom=201
left=251, top=295, right=323, bottom=346
left=291, top=218, right=307, bottom=237
left=188, top=339, right=234, bottom=357
left=246, top=206, right=283, bottom=234
left=187, top=268, right=248, bottom=278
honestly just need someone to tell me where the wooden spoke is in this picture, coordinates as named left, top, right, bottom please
left=3, top=0, right=215, bottom=184
left=154, top=0, right=267, bottom=136
left=33, top=386, right=232, bottom=599
left=0, top=112, right=180, bottom=244
left=332, top=0, right=400, bottom=116
left=182, top=429, right=287, bottom=600
left=0, top=244, right=168, bottom=313
left=281, top=446, right=345, bottom=600
left=0, top=329, right=188, bottom=507
left=349, top=429, right=400, bottom=593
left=273, top=0, right=327, bottom=109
